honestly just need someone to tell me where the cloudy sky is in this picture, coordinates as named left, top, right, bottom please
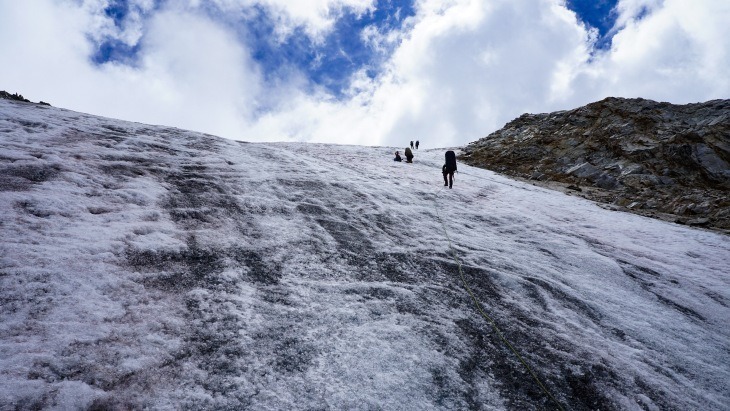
left=1, top=0, right=728, bottom=147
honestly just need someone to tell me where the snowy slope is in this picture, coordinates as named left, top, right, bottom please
left=1, top=99, right=729, bottom=410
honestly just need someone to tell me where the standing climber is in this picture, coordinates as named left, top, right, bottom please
left=410, top=141, right=414, bottom=149
left=404, top=146, right=414, bottom=163
left=415, top=140, right=419, bottom=150
left=443, top=150, right=457, bottom=188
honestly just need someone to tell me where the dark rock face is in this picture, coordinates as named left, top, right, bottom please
left=0, top=90, right=50, bottom=106
left=0, top=91, right=31, bottom=103
left=462, top=97, right=730, bottom=232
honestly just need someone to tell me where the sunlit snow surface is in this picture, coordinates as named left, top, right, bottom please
left=1, top=99, right=728, bottom=410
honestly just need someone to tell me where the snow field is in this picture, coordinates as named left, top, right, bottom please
left=1, top=99, right=729, bottom=410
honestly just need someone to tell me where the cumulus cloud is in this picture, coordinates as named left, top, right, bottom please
left=572, top=0, right=730, bottom=103
left=0, top=1, right=261, bottom=138
left=0, top=0, right=728, bottom=148
left=195, top=0, right=376, bottom=41
left=257, top=0, right=596, bottom=147
left=378, top=0, right=593, bottom=146
left=261, top=0, right=730, bottom=147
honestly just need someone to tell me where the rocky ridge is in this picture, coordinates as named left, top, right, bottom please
left=0, top=90, right=50, bottom=106
left=461, top=97, right=730, bottom=232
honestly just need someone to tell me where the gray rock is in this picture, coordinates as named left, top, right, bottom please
left=461, top=96, right=730, bottom=231
left=687, top=218, right=710, bottom=226
left=530, top=171, right=546, bottom=181
left=623, top=174, right=661, bottom=189
left=594, top=174, right=619, bottom=189
left=658, top=176, right=675, bottom=185
left=709, top=114, right=727, bottom=126
left=0, top=90, right=31, bottom=103
left=673, top=205, right=688, bottom=215
left=567, top=162, right=601, bottom=179
left=620, top=163, right=644, bottom=176
left=694, top=143, right=730, bottom=179
left=689, top=202, right=712, bottom=214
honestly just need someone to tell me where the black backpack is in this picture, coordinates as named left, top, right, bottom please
left=445, top=150, right=457, bottom=172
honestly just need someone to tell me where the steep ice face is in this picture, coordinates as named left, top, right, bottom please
left=1, top=99, right=729, bottom=410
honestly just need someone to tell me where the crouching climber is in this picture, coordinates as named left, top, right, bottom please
left=394, top=151, right=402, bottom=162
left=404, top=147, right=414, bottom=163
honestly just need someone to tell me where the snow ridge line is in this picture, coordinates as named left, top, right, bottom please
left=431, top=187, right=565, bottom=411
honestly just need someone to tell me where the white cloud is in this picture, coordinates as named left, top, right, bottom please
left=257, top=0, right=595, bottom=147
left=296, top=0, right=730, bottom=147
left=572, top=0, right=730, bottom=103
left=125, top=9, right=261, bottom=135
left=374, top=0, right=594, bottom=146
left=80, top=0, right=155, bottom=47
left=0, top=1, right=261, bottom=138
left=0, top=1, right=94, bottom=100
left=203, top=0, right=376, bottom=41
left=0, top=0, right=728, bottom=148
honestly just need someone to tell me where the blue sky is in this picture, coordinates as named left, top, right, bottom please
left=90, top=0, right=611, bottom=96
left=568, top=0, right=617, bottom=30
left=90, top=0, right=418, bottom=97
left=1, top=0, right=728, bottom=147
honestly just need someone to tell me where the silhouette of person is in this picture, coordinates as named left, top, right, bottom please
left=442, top=165, right=454, bottom=188
left=443, top=150, right=457, bottom=188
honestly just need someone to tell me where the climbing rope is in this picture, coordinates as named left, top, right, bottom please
left=431, top=189, right=565, bottom=411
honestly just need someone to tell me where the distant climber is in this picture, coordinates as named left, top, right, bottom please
left=443, top=150, right=457, bottom=188
left=415, top=140, right=419, bottom=150
left=410, top=141, right=414, bottom=149
left=404, top=147, right=414, bottom=163
left=394, top=151, right=402, bottom=162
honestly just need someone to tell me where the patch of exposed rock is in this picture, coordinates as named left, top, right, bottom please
left=0, top=90, right=51, bottom=106
left=461, top=97, right=730, bottom=233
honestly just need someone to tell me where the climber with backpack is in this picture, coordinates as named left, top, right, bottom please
left=443, top=150, right=457, bottom=188
left=404, top=146, right=414, bottom=163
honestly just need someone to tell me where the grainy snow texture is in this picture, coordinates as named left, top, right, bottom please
left=1, top=99, right=729, bottom=410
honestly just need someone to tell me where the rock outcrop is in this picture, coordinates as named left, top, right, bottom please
left=0, top=90, right=50, bottom=106
left=0, top=91, right=31, bottom=103
left=461, top=97, right=730, bottom=232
